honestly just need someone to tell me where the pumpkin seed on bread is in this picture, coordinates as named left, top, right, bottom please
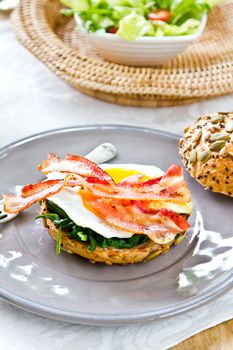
left=179, top=112, right=233, bottom=197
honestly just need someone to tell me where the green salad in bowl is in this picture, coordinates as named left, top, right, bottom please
left=60, top=0, right=222, bottom=41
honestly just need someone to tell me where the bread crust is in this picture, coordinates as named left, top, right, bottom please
left=179, top=112, right=233, bottom=197
left=40, top=201, right=184, bottom=265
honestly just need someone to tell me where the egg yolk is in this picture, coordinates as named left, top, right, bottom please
left=105, top=168, right=148, bottom=184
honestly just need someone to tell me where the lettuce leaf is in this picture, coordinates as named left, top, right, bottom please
left=117, top=12, right=154, bottom=41
left=154, top=18, right=201, bottom=36
left=170, top=0, right=209, bottom=25
left=60, top=0, right=223, bottom=39
left=60, top=0, right=90, bottom=11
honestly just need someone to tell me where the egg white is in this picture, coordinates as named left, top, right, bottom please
left=47, top=163, right=191, bottom=239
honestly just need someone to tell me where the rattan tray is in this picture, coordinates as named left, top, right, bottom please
left=11, top=0, right=233, bottom=107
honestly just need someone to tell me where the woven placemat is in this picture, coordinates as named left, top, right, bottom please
left=11, top=0, right=233, bottom=107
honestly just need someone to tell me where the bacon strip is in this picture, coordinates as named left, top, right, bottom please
left=82, top=173, right=190, bottom=203
left=3, top=180, right=64, bottom=214
left=3, top=159, right=191, bottom=210
left=2, top=154, right=191, bottom=244
left=21, top=179, right=62, bottom=198
left=38, top=153, right=113, bottom=183
left=39, top=156, right=190, bottom=203
left=118, top=174, right=145, bottom=187
left=81, top=193, right=189, bottom=244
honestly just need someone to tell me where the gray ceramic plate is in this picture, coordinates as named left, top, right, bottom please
left=0, top=125, right=233, bottom=325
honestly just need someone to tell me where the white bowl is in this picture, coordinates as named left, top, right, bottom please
left=74, top=13, right=207, bottom=66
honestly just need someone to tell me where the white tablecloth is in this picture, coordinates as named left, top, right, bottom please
left=1, top=14, right=233, bottom=350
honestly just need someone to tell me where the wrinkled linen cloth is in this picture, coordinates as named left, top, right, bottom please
left=1, top=15, right=233, bottom=350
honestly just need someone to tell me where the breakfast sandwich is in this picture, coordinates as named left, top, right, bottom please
left=2, top=154, right=192, bottom=265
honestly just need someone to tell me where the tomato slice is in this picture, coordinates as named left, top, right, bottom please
left=148, top=10, right=171, bottom=22
left=107, top=27, right=118, bottom=34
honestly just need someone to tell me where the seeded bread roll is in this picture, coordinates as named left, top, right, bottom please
left=179, top=112, right=233, bottom=197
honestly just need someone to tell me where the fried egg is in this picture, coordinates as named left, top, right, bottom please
left=48, top=164, right=192, bottom=239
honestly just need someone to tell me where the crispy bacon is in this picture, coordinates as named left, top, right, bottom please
left=4, top=176, right=81, bottom=213
left=138, top=177, right=163, bottom=187
left=22, top=179, right=63, bottom=198
left=81, top=193, right=189, bottom=244
left=38, top=153, right=113, bottom=183
left=166, top=165, right=182, bottom=177
left=134, top=200, right=159, bottom=215
left=3, top=180, right=64, bottom=214
left=38, top=157, right=190, bottom=203
left=118, top=174, right=144, bottom=187
left=81, top=178, right=190, bottom=203
left=85, top=177, right=111, bottom=185
left=2, top=154, right=192, bottom=244
left=106, top=165, right=190, bottom=202
left=158, top=208, right=189, bottom=231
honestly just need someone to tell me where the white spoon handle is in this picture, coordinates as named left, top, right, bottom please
left=85, top=143, right=117, bottom=164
